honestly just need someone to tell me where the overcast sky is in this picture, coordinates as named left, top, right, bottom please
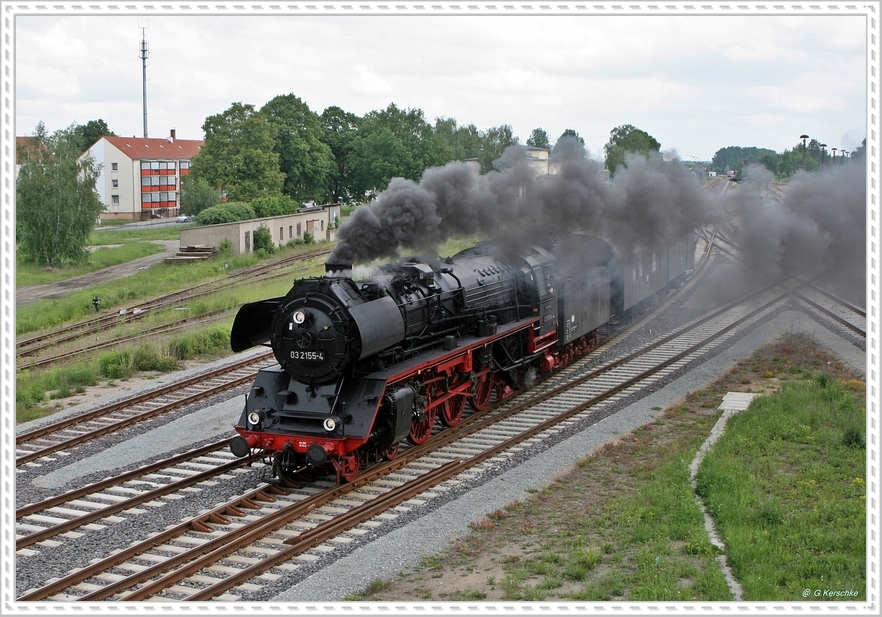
left=13, top=6, right=869, bottom=162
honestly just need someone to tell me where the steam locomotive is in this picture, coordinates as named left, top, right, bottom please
left=228, top=232, right=695, bottom=483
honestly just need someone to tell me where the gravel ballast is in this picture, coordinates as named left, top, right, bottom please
left=13, top=258, right=867, bottom=603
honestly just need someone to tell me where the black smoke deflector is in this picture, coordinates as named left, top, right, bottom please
left=230, top=298, right=283, bottom=352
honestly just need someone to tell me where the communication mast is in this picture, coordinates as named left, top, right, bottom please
left=139, top=25, right=149, bottom=138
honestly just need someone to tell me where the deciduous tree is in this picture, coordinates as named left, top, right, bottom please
left=261, top=94, right=335, bottom=203
left=478, top=124, right=519, bottom=172
left=320, top=105, right=361, bottom=203
left=347, top=103, right=452, bottom=200
left=73, top=119, right=115, bottom=153
left=180, top=176, right=219, bottom=216
left=190, top=102, right=284, bottom=202
left=603, top=124, right=661, bottom=175
left=434, top=117, right=484, bottom=161
left=16, top=122, right=105, bottom=267
left=526, top=127, right=551, bottom=150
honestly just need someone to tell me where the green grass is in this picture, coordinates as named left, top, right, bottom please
left=15, top=323, right=236, bottom=422
left=16, top=226, right=182, bottom=287
left=16, top=245, right=279, bottom=335
left=696, top=375, right=866, bottom=600
left=16, top=242, right=168, bottom=287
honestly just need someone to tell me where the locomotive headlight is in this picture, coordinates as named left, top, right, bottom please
left=292, top=310, right=307, bottom=325
left=323, top=417, right=337, bottom=432
left=248, top=411, right=263, bottom=427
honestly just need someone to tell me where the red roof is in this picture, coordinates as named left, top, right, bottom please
left=103, top=135, right=203, bottom=160
left=16, top=136, right=50, bottom=163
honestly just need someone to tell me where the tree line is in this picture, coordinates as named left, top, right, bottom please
left=712, top=138, right=866, bottom=178
left=183, top=95, right=600, bottom=213
left=16, top=91, right=866, bottom=268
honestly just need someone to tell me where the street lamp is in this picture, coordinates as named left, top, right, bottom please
left=820, top=143, right=827, bottom=170
left=831, top=147, right=837, bottom=163
left=800, top=134, right=809, bottom=170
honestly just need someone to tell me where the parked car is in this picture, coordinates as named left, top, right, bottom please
left=176, top=215, right=194, bottom=223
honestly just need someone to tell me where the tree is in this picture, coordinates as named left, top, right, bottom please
left=347, top=103, right=452, bottom=200
left=603, top=124, right=661, bottom=175
left=434, top=117, right=484, bottom=161
left=180, top=176, right=219, bottom=216
left=556, top=128, right=584, bottom=148
left=189, top=102, right=285, bottom=202
left=478, top=124, right=519, bottom=172
left=261, top=94, right=335, bottom=203
left=16, top=122, right=105, bottom=267
left=73, top=119, right=115, bottom=153
left=320, top=105, right=361, bottom=203
left=758, top=152, right=779, bottom=176
left=711, top=146, right=777, bottom=175
left=526, top=128, right=551, bottom=150
left=778, top=139, right=823, bottom=176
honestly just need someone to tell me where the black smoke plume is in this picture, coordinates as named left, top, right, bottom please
left=735, top=161, right=866, bottom=301
left=329, top=137, right=714, bottom=266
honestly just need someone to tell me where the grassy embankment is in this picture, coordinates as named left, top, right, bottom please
left=16, top=226, right=176, bottom=287
left=15, top=224, right=480, bottom=424
left=353, top=333, right=866, bottom=602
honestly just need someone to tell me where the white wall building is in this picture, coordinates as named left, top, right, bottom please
left=83, top=129, right=203, bottom=221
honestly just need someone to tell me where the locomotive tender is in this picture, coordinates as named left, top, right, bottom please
left=228, top=232, right=695, bottom=483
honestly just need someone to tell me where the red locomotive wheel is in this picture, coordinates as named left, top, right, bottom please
left=440, top=394, right=466, bottom=427
left=408, top=407, right=436, bottom=445
left=471, top=374, right=493, bottom=411
left=380, top=443, right=400, bottom=461
left=336, top=453, right=360, bottom=483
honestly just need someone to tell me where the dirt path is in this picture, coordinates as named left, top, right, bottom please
left=15, top=240, right=180, bottom=306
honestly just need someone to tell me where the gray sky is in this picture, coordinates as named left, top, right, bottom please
left=13, top=6, right=869, bottom=162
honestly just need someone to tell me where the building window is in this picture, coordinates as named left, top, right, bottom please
left=112, top=179, right=118, bottom=188
left=111, top=195, right=119, bottom=206
left=111, top=162, right=118, bottom=171
left=289, top=225, right=292, bottom=239
left=297, top=223, right=301, bottom=237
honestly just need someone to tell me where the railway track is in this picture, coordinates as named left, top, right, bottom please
left=707, top=230, right=865, bottom=339
left=15, top=352, right=276, bottom=467
left=16, top=247, right=331, bottom=367
left=17, top=225, right=864, bottom=602
left=17, top=272, right=813, bottom=602
left=15, top=440, right=247, bottom=550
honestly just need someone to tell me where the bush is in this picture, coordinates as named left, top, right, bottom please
left=303, top=231, right=314, bottom=245
left=196, top=202, right=256, bottom=225
left=99, top=350, right=133, bottom=379
left=843, top=426, right=866, bottom=449
left=251, top=195, right=300, bottom=218
left=131, top=343, right=180, bottom=372
left=218, top=238, right=233, bottom=257
left=253, top=224, right=276, bottom=254
left=168, top=327, right=230, bottom=360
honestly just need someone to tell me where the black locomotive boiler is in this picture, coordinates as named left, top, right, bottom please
left=228, top=232, right=694, bottom=483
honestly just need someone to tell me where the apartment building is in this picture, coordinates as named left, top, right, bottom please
left=83, top=129, right=203, bottom=221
